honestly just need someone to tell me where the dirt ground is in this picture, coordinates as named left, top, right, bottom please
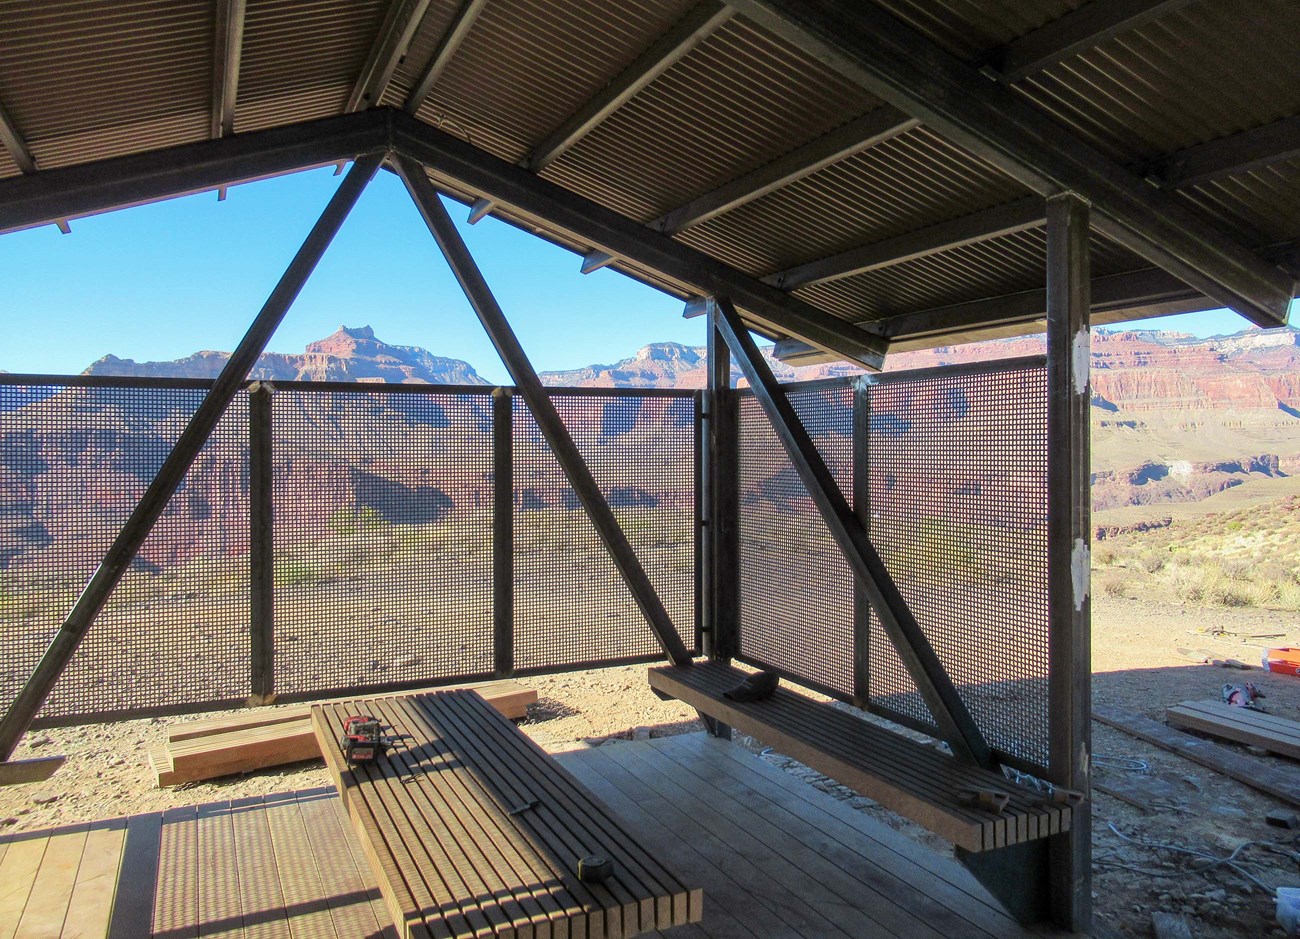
left=5, top=593, right=1300, bottom=937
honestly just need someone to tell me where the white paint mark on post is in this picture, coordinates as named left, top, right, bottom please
left=1071, top=537, right=1090, bottom=611
left=1071, top=329, right=1090, bottom=395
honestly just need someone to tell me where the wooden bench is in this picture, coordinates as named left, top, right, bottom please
left=312, top=689, right=702, bottom=939
left=649, top=661, right=1071, bottom=854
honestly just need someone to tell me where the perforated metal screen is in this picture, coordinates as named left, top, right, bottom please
left=271, top=386, right=496, bottom=695
left=736, top=382, right=855, bottom=698
left=734, top=359, right=1050, bottom=770
left=513, top=391, right=697, bottom=671
left=0, top=381, right=249, bottom=719
left=865, top=362, right=1049, bottom=767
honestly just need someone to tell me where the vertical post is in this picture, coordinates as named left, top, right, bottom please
left=706, top=305, right=739, bottom=662
left=1046, top=192, right=1092, bottom=933
left=493, top=387, right=514, bottom=678
left=248, top=381, right=275, bottom=705
left=0, top=153, right=382, bottom=761
left=852, top=377, right=870, bottom=708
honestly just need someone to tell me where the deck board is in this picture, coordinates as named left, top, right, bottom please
left=1, top=734, right=1070, bottom=938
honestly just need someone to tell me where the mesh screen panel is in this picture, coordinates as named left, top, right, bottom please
left=736, top=383, right=855, bottom=697
left=271, top=388, right=496, bottom=695
left=866, top=363, right=1049, bottom=767
left=1, top=382, right=249, bottom=718
left=513, top=392, right=696, bottom=670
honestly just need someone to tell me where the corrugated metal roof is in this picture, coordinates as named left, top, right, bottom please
left=235, top=0, right=388, bottom=135
left=0, top=0, right=210, bottom=170
left=794, top=227, right=1146, bottom=324
left=408, top=0, right=697, bottom=165
left=1014, top=2, right=1300, bottom=162
left=674, top=127, right=1029, bottom=277
left=541, top=15, right=878, bottom=222
left=0, top=0, right=1293, bottom=348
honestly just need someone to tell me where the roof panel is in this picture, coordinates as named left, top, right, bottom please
left=794, top=227, right=1147, bottom=324
left=869, top=0, right=1083, bottom=60
left=410, top=0, right=698, bottom=165
left=1177, top=158, right=1300, bottom=249
left=1013, top=2, right=1300, bottom=161
left=673, top=127, right=1029, bottom=278
left=0, top=0, right=210, bottom=169
left=235, top=0, right=387, bottom=134
left=540, top=15, right=879, bottom=222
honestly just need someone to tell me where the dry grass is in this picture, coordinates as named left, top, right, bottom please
left=1094, top=495, right=1300, bottom=610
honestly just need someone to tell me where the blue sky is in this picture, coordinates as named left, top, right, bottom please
left=0, top=164, right=1290, bottom=384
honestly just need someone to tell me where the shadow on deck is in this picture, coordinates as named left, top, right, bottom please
left=0, top=734, right=1047, bottom=938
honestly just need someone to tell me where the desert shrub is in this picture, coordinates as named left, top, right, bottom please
left=275, top=560, right=319, bottom=587
left=1096, top=571, right=1130, bottom=598
left=1093, top=544, right=1117, bottom=566
left=328, top=505, right=385, bottom=536
left=1136, top=551, right=1166, bottom=574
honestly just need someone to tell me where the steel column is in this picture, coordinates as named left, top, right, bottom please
left=493, top=387, right=515, bottom=678
left=248, top=380, right=275, bottom=705
left=0, top=154, right=383, bottom=761
left=851, top=376, right=870, bottom=707
left=1046, top=192, right=1092, bottom=933
left=394, top=155, right=692, bottom=666
left=705, top=305, right=740, bottom=663
left=711, top=296, right=991, bottom=767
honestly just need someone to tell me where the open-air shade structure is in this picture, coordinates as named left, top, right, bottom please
left=0, top=0, right=1297, bottom=934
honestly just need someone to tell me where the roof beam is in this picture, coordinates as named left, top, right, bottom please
left=347, top=0, right=432, bottom=113
left=211, top=0, right=246, bottom=138
left=991, top=0, right=1195, bottom=84
left=1148, top=115, right=1300, bottom=190
left=765, top=195, right=1045, bottom=291
left=522, top=1, right=735, bottom=174
left=0, top=110, right=391, bottom=235
left=391, top=110, right=887, bottom=368
left=726, top=0, right=1294, bottom=328
left=0, top=98, right=37, bottom=173
left=404, top=0, right=489, bottom=114
left=651, top=106, right=919, bottom=235
left=772, top=266, right=1209, bottom=362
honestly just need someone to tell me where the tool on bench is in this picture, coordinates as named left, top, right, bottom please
left=577, top=855, right=614, bottom=884
left=339, top=715, right=403, bottom=764
left=956, top=787, right=1011, bottom=813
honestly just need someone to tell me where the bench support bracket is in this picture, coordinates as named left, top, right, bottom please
left=957, top=840, right=1049, bottom=925
left=710, top=296, right=991, bottom=768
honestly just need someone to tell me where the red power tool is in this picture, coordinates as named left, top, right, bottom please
left=339, top=715, right=391, bottom=764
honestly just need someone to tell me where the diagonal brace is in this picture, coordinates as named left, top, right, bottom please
left=710, top=296, right=991, bottom=767
left=0, top=154, right=385, bottom=761
left=393, top=155, right=692, bottom=667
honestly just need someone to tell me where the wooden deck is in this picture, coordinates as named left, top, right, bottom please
left=1, top=734, right=1054, bottom=938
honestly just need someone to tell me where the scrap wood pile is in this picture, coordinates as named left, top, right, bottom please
left=148, top=679, right=536, bottom=786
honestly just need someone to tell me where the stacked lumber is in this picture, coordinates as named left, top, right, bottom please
left=148, top=680, right=536, bottom=787
left=1166, top=699, right=1300, bottom=760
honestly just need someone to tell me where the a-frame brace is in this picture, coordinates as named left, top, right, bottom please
left=709, top=296, right=991, bottom=768
left=0, top=153, right=385, bottom=761
left=393, top=155, right=693, bottom=668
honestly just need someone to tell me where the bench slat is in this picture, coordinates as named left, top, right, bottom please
left=648, top=663, right=1068, bottom=854
left=314, top=690, right=701, bottom=938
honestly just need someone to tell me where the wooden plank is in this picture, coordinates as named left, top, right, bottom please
left=195, top=801, right=243, bottom=939
left=0, top=756, right=65, bottom=786
left=561, top=747, right=813, bottom=939
left=436, top=691, right=693, bottom=934
left=314, top=691, right=699, bottom=939
left=645, top=735, right=1004, bottom=939
left=605, top=738, right=946, bottom=939
left=107, top=810, right=164, bottom=939
left=14, top=825, right=88, bottom=938
left=661, top=733, right=1025, bottom=937
left=371, top=695, right=579, bottom=938
left=168, top=681, right=536, bottom=742
left=649, top=663, right=1064, bottom=852
left=258, top=793, right=341, bottom=939
left=0, top=832, right=47, bottom=939
left=1094, top=704, right=1300, bottom=806
left=229, top=796, right=290, bottom=939
left=62, top=820, right=128, bottom=939
left=1166, top=700, right=1300, bottom=759
left=293, top=789, right=392, bottom=939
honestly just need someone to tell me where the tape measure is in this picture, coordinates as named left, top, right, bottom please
left=576, top=855, right=613, bottom=884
